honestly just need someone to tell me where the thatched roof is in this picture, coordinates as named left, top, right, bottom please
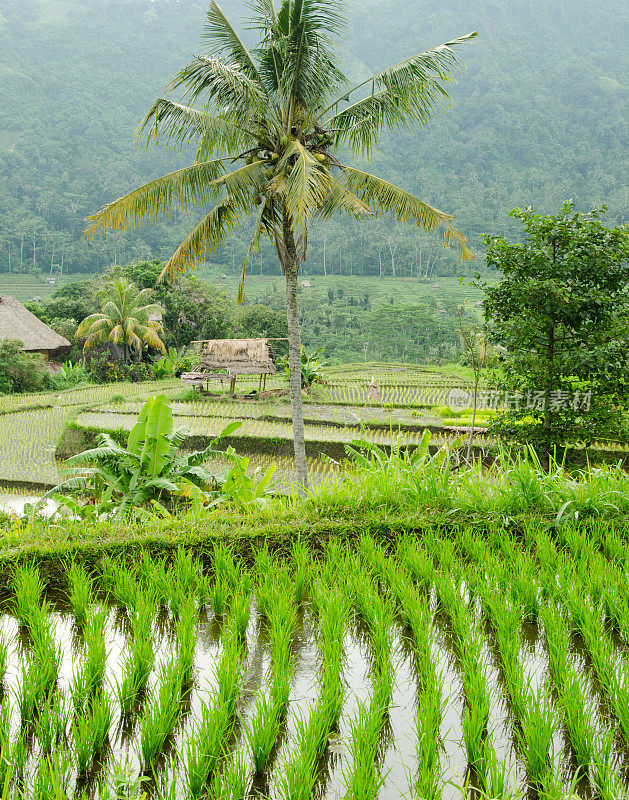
left=193, top=338, right=276, bottom=375
left=0, top=295, right=71, bottom=351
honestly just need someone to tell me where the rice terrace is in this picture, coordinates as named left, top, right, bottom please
left=0, top=0, right=628, bottom=798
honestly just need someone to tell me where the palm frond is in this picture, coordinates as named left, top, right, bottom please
left=283, top=0, right=347, bottom=112
left=315, top=176, right=372, bottom=221
left=84, top=160, right=226, bottom=239
left=237, top=202, right=267, bottom=304
left=161, top=198, right=239, bottom=279
left=343, top=166, right=474, bottom=262
left=281, top=140, right=331, bottom=226
left=167, top=56, right=264, bottom=116
left=137, top=98, right=256, bottom=160
left=203, top=1, right=263, bottom=84
left=324, top=32, right=477, bottom=154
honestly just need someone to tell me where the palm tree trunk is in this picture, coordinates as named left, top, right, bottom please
left=282, top=217, right=309, bottom=487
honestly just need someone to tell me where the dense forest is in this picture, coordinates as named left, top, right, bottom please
left=0, top=0, right=626, bottom=281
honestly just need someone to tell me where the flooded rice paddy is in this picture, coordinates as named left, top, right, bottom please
left=0, top=528, right=627, bottom=799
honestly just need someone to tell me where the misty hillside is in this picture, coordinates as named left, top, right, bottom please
left=0, top=0, right=626, bottom=278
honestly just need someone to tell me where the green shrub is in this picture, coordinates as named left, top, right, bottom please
left=0, top=339, right=51, bottom=394
left=86, top=350, right=152, bottom=384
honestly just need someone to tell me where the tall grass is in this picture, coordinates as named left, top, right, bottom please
left=308, top=444, right=629, bottom=524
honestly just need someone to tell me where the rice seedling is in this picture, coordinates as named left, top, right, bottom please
left=73, top=713, right=95, bottom=776
left=0, top=634, right=9, bottom=687
left=138, top=658, right=184, bottom=772
left=113, top=564, right=141, bottom=612
left=589, top=729, right=627, bottom=800
left=207, top=755, right=249, bottom=800
left=30, top=624, right=61, bottom=704
left=72, top=689, right=113, bottom=774
left=12, top=563, right=44, bottom=628
left=292, top=542, right=312, bottom=605
left=32, top=751, right=74, bottom=800
left=118, top=598, right=155, bottom=716
left=172, top=548, right=202, bottom=597
left=210, top=575, right=230, bottom=618
left=246, top=570, right=297, bottom=778
left=71, top=606, right=107, bottom=711
left=140, top=552, right=170, bottom=608
left=275, top=587, right=348, bottom=800
left=230, top=585, right=251, bottom=640
left=36, top=690, right=68, bottom=753
left=434, top=571, right=492, bottom=786
left=342, top=702, right=386, bottom=800
left=517, top=685, right=557, bottom=791
left=478, top=586, right=526, bottom=722
left=15, top=663, right=38, bottom=723
left=185, top=622, right=245, bottom=798
left=10, top=729, right=29, bottom=785
left=176, top=599, right=197, bottom=685
left=184, top=703, right=226, bottom=799
left=66, top=560, right=93, bottom=627
left=212, top=543, right=239, bottom=592
left=563, top=584, right=629, bottom=745
left=90, top=690, right=113, bottom=759
left=246, top=694, right=281, bottom=777
left=373, top=545, right=446, bottom=800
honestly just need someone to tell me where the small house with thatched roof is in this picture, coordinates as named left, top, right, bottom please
left=0, top=295, right=70, bottom=359
left=184, top=338, right=278, bottom=396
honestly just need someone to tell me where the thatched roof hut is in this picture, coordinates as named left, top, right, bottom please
left=192, top=338, right=277, bottom=375
left=0, top=295, right=70, bottom=356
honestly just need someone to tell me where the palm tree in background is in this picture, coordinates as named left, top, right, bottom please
left=76, top=277, right=166, bottom=363
left=86, top=0, right=476, bottom=485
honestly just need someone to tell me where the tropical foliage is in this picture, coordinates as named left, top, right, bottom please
left=84, top=0, right=476, bottom=483
left=42, top=394, right=241, bottom=520
left=76, top=277, right=166, bottom=363
left=280, top=346, right=327, bottom=389
left=151, top=346, right=200, bottom=378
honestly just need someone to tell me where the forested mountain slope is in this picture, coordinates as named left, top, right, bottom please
left=0, top=0, right=626, bottom=279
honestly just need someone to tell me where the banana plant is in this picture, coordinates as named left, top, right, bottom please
left=211, top=455, right=277, bottom=511
left=152, top=347, right=199, bottom=378
left=40, top=394, right=241, bottom=520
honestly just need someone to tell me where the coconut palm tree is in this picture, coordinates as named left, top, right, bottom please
left=85, top=0, right=476, bottom=485
left=76, top=277, right=166, bottom=363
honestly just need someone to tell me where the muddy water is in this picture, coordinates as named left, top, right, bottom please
left=0, top=590, right=627, bottom=799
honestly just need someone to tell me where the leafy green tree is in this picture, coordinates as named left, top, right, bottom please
left=235, top=303, right=287, bottom=339
left=85, top=0, right=475, bottom=483
left=76, top=277, right=166, bottom=363
left=481, top=202, right=629, bottom=451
